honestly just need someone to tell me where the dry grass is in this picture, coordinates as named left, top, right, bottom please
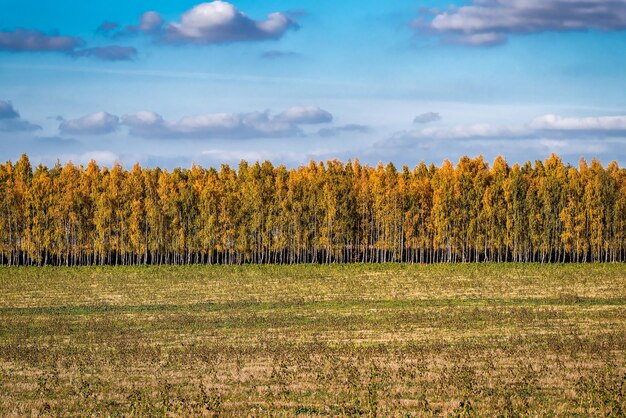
left=0, top=264, right=625, bottom=416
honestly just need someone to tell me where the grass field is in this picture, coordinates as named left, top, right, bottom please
left=0, top=264, right=625, bottom=416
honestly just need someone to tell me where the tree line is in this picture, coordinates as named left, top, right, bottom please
left=1, top=153, right=625, bottom=266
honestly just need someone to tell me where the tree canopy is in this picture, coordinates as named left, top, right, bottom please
left=1, top=154, right=625, bottom=266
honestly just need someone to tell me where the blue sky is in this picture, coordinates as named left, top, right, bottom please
left=1, top=0, right=626, bottom=168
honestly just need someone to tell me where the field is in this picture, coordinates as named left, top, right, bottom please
left=0, top=264, right=625, bottom=416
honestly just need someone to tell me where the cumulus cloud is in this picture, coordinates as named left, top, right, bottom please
left=164, top=1, right=298, bottom=44
left=96, top=2, right=300, bottom=50
left=70, top=46, right=138, bottom=61
left=59, top=112, right=120, bottom=135
left=318, top=124, right=371, bottom=138
left=274, top=106, right=333, bottom=124
left=418, top=0, right=626, bottom=46
left=0, top=100, right=41, bottom=132
left=122, top=106, right=332, bottom=139
left=0, top=28, right=82, bottom=52
left=413, top=112, right=441, bottom=124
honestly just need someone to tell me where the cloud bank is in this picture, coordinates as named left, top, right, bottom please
left=123, top=106, right=331, bottom=139
left=55, top=107, right=332, bottom=139
left=388, top=124, right=532, bottom=146
left=532, top=114, right=626, bottom=134
left=383, top=113, right=626, bottom=152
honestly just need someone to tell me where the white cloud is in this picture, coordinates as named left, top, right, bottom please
left=537, top=139, right=608, bottom=154
left=386, top=111, right=626, bottom=148
left=419, top=0, right=626, bottom=45
left=379, top=111, right=626, bottom=162
left=275, top=106, right=333, bottom=124
left=122, top=107, right=332, bottom=139
left=532, top=114, right=626, bottom=132
left=99, top=2, right=300, bottom=50
left=122, top=111, right=164, bottom=128
left=59, top=112, right=120, bottom=135
left=393, top=124, right=532, bottom=142
left=162, top=1, right=299, bottom=44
